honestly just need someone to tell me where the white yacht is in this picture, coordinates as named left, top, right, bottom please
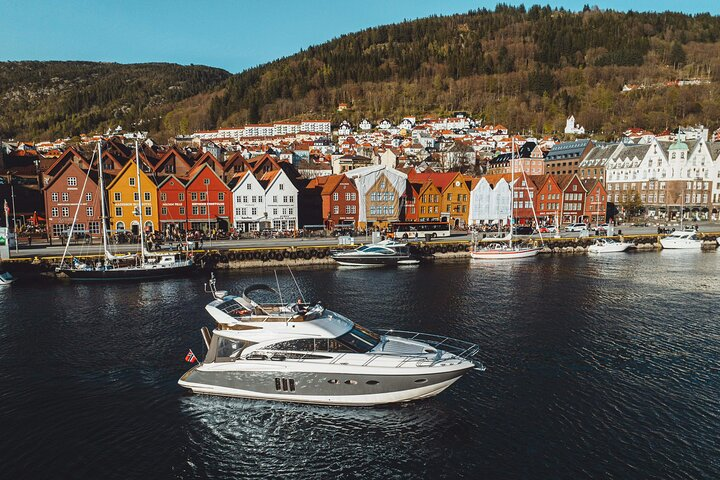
left=331, top=240, right=420, bottom=266
left=0, top=271, right=16, bottom=286
left=660, top=230, right=702, bottom=250
left=587, top=238, right=633, bottom=254
left=179, top=275, right=483, bottom=406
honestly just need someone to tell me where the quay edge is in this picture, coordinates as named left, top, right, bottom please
left=1, top=233, right=719, bottom=276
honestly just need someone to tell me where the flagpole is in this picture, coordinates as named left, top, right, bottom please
left=11, top=184, right=18, bottom=252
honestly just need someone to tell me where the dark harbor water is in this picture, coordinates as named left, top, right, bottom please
left=1, top=251, right=719, bottom=479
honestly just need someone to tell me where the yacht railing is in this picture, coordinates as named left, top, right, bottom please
left=377, top=329, right=482, bottom=363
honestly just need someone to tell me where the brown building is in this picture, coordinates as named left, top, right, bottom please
left=306, top=174, right=359, bottom=229
left=544, top=139, right=594, bottom=176
left=44, top=161, right=104, bottom=239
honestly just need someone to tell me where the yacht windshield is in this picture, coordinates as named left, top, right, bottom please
left=336, top=323, right=381, bottom=353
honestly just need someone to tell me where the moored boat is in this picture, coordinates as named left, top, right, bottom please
left=470, top=242, right=540, bottom=259
left=0, top=271, right=16, bottom=286
left=178, top=275, right=483, bottom=406
left=588, top=238, right=633, bottom=254
left=331, top=240, right=420, bottom=266
left=660, top=230, right=702, bottom=250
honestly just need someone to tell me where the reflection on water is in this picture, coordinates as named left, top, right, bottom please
left=1, top=252, right=719, bottom=479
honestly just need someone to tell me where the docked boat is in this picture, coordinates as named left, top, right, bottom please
left=588, top=238, right=633, bottom=254
left=331, top=240, right=420, bottom=266
left=57, top=136, right=193, bottom=281
left=178, top=275, right=483, bottom=406
left=0, top=271, right=16, bottom=286
left=470, top=138, right=543, bottom=261
left=470, top=242, right=540, bottom=259
left=660, top=230, right=702, bottom=250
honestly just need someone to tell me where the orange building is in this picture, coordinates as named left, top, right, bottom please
left=106, top=159, right=159, bottom=234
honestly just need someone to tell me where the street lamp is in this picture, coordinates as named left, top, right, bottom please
left=206, top=183, right=211, bottom=247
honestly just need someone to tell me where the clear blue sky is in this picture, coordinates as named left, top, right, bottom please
left=1, top=0, right=718, bottom=73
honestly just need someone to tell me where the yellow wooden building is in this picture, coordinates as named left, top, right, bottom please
left=106, top=159, right=159, bottom=234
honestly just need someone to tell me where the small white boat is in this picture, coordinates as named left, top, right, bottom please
left=588, top=238, right=633, bottom=254
left=0, top=271, right=16, bottom=286
left=470, top=242, right=540, bottom=260
left=331, top=240, right=420, bottom=266
left=660, top=230, right=702, bottom=250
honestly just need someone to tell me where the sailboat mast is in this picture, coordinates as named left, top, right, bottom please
left=134, top=138, right=146, bottom=262
left=509, top=138, right=514, bottom=248
left=97, top=140, right=109, bottom=260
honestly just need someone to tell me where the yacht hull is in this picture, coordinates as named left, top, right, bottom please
left=332, top=255, right=420, bottom=266
left=178, top=364, right=473, bottom=406
left=588, top=243, right=632, bottom=253
left=659, top=239, right=702, bottom=250
left=58, top=263, right=195, bottom=281
left=469, top=248, right=540, bottom=260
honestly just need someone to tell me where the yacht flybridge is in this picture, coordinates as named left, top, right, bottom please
left=179, top=274, right=483, bottom=406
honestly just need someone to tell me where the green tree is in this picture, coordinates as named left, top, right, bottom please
left=620, top=190, right=644, bottom=219
left=669, top=42, right=686, bottom=67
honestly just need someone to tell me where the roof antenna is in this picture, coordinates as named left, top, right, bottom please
left=287, top=266, right=305, bottom=303
left=274, top=270, right=284, bottom=305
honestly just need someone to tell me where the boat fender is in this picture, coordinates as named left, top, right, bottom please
left=275, top=252, right=284, bottom=261
left=220, top=255, right=229, bottom=263
left=260, top=253, right=269, bottom=261
left=227, top=253, right=236, bottom=261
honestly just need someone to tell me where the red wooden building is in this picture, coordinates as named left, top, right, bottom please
left=306, top=174, right=358, bottom=229
left=559, top=174, right=588, bottom=224
left=534, top=174, right=562, bottom=225
left=582, top=179, right=608, bottom=225
left=184, top=163, right=232, bottom=233
left=157, top=175, right=187, bottom=234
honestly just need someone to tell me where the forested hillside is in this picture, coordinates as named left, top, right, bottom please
left=5, top=6, right=720, bottom=141
left=204, top=5, right=720, bottom=136
left=0, top=61, right=229, bottom=140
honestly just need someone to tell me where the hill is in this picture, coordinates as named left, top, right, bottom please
left=202, top=5, right=720, bottom=136
left=0, top=61, right=230, bottom=140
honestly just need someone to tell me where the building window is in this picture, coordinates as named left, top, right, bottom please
left=279, top=184, right=284, bottom=190
left=115, top=207, right=122, bottom=216
left=199, top=192, right=206, bottom=201
left=62, top=192, right=69, bottom=202
left=62, top=207, right=69, bottom=217
left=192, top=206, right=198, bottom=215
left=273, top=208, right=278, bottom=215
left=160, top=192, right=167, bottom=201
left=89, top=222, right=100, bottom=234
left=129, top=177, right=135, bottom=186
left=179, top=207, right=185, bottom=215
left=144, top=207, right=151, bottom=216
left=144, top=192, right=151, bottom=201
left=179, top=193, right=184, bottom=201
left=333, top=192, right=339, bottom=201
left=219, top=206, right=225, bottom=215
left=203, top=178, right=210, bottom=185
left=86, top=207, right=93, bottom=217
left=51, top=207, right=58, bottom=217
left=191, top=192, right=197, bottom=201
left=218, top=192, right=224, bottom=201
left=333, top=205, right=339, bottom=214
left=161, top=207, right=168, bottom=215
left=67, top=177, right=77, bottom=186
left=200, top=206, right=206, bottom=215
left=247, top=183, right=252, bottom=190
left=51, top=192, right=58, bottom=202
left=251, top=207, right=257, bottom=215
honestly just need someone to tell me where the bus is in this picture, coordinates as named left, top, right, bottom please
left=389, top=221, right=451, bottom=240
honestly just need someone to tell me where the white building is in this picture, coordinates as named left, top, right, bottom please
left=468, top=177, right=511, bottom=225
left=230, top=171, right=266, bottom=232
left=359, top=119, right=373, bottom=131
left=564, top=115, right=585, bottom=135
left=260, top=168, right=298, bottom=231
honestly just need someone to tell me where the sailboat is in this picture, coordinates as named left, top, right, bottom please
left=57, top=135, right=195, bottom=280
left=470, top=139, right=541, bottom=260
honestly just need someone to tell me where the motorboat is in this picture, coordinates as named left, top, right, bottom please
left=470, top=242, right=540, bottom=260
left=660, top=230, right=702, bottom=250
left=178, top=275, right=483, bottom=406
left=331, top=240, right=420, bottom=266
left=587, top=238, right=633, bottom=254
left=0, top=271, right=16, bottom=286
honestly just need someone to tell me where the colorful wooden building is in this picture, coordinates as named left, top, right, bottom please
left=106, top=159, right=159, bottom=234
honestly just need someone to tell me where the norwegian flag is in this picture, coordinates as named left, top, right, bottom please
left=185, top=349, right=198, bottom=363
left=3, top=199, right=8, bottom=216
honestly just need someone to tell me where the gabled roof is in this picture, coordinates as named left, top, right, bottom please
left=153, top=145, right=194, bottom=173
left=45, top=147, right=90, bottom=176
left=545, top=139, right=592, bottom=161
left=184, top=162, right=228, bottom=189
left=157, top=174, right=186, bottom=189
left=407, top=171, right=464, bottom=192
left=105, top=159, right=155, bottom=191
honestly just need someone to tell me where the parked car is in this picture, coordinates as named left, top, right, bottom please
left=538, top=225, right=558, bottom=234
left=512, top=226, right=535, bottom=236
left=565, top=223, right=588, bottom=232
